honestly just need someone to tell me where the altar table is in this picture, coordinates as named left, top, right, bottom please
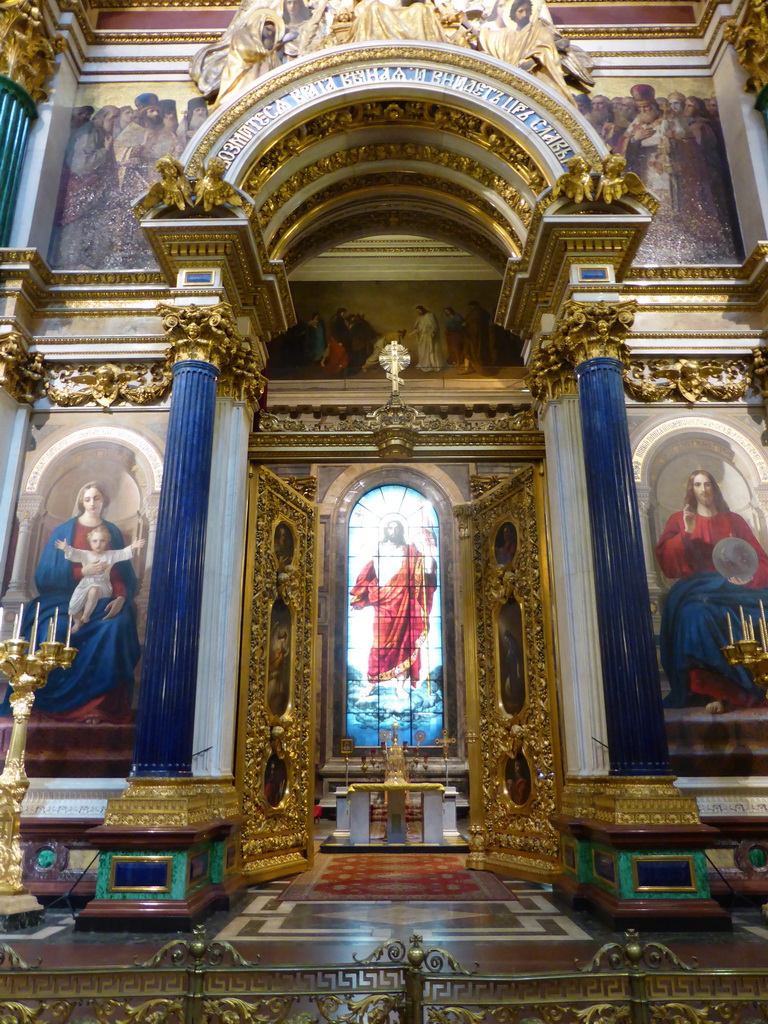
left=346, top=781, right=445, bottom=845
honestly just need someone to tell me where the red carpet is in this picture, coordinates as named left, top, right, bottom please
left=279, top=853, right=515, bottom=902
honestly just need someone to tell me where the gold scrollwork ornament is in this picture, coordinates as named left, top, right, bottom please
left=45, top=362, right=172, bottom=408
left=0, top=333, right=44, bottom=404
left=623, top=358, right=750, bottom=405
left=725, top=0, right=768, bottom=94
left=0, top=0, right=65, bottom=104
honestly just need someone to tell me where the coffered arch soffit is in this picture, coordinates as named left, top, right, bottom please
left=185, top=44, right=604, bottom=269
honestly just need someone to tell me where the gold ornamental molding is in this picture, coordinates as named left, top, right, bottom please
left=282, top=208, right=509, bottom=273
left=255, top=139, right=539, bottom=230
left=251, top=405, right=541, bottom=462
left=0, top=332, right=44, bottom=404
left=158, top=302, right=241, bottom=369
left=530, top=349, right=761, bottom=407
left=44, top=362, right=172, bottom=408
left=526, top=300, right=637, bottom=403
left=265, top=170, right=525, bottom=257
left=245, top=100, right=548, bottom=213
left=725, top=0, right=768, bottom=94
left=157, top=302, right=266, bottom=403
left=624, top=357, right=753, bottom=405
left=272, top=183, right=521, bottom=268
left=0, top=0, right=64, bottom=105
left=497, top=186, right=652, bottom=335
left=103, top=777, right=240, bottom=828
left=186, top=45, right=600, bottom=179
left=558, top=775, right=701, bottom=827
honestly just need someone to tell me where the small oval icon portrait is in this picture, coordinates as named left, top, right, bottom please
left=274, top=521, right=295, bottom=569
left=494, top=522, right=517, bottom=566
left=264, top=754, right=288, bottom=808
left=504, top=753, right=532, bottom=806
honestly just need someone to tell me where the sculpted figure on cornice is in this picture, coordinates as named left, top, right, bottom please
left=190, top=0, right=592, bottom=108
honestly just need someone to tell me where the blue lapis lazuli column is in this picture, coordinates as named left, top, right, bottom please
left=575, top=356, right=671, bottom=776
left=132, top=359, right=219, bottom=777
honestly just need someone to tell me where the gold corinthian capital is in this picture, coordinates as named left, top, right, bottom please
left=554, top=299, right=637, bottom=366
left=157, top=302, right=241, bottom=370
left=526, top=300, right=637, bottom=403
left=0, top=0, right=65, bottom=105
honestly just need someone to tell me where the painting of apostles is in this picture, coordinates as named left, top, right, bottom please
left=655, top=468, right=768, bottom=715
left=267, top=300, right=525, bottom=379
left=50, top=93, right=208, bottom=270
left=574, top=84, right=742, bottom=264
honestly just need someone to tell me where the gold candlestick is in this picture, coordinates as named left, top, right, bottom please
left=722, top=605, right=768, bottom=689
left=0, top=618, right=76, bottom=927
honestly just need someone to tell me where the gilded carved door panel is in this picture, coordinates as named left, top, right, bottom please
left=460, top=465, right=562, bottom=879
left=237, top=465, right=317, bottom=881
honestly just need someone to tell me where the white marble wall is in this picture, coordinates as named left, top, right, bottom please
left=192, top=396, right=251, bottom=779
left=0, top=390, right=30, bottom=605
left=539, top=394, right=609, bottom=776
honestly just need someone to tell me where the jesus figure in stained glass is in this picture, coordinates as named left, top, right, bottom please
left=347, top=485, right=444, bottom=746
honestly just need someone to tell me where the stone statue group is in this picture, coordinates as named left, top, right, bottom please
left=190, top=0, right=593, bottom=109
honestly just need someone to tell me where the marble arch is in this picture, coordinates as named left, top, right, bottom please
left=182, top=45, right=605, bottom=267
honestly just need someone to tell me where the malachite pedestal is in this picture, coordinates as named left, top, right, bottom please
left=75, top=822, right=242, bottom=931
left=553, top=816, right=731, bottom=930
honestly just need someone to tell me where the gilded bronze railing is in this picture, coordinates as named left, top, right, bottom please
left=0, top=931, right=765, bottom=1024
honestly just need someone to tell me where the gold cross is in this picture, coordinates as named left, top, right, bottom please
left=379, top=336, right=410, bottom=400
left=434, top=729, right=456, bottom=759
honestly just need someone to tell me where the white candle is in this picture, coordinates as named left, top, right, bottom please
left=53, top=608, right=59, bottom=642
left=16, top=603, right=23, bottom=639
left=0, top=607, right=4, bottom=637
left=66, top=615, right=72, bottom=648
left=727, top=612, right=734, bottom=645
left=31, top=604, right=40, bottom=651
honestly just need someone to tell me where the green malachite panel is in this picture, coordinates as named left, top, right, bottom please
left=0, top=75, right=37, bottom=247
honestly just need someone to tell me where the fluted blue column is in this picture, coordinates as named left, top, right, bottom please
left=132, top=358, right=218, bottom=776
left=575, top=355, right=671, bottom=776
left=0, top=77, right=37, bottom=247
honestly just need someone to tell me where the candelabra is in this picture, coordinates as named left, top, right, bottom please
left=0, top=608, right=76, bottom=927
left=722, top=603, right=768, bottom=689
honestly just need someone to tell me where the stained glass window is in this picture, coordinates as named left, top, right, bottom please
left=346, top=484, right=444, bottom=747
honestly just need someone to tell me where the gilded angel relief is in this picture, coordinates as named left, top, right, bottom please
left=190, top=0, right=593, bottom=109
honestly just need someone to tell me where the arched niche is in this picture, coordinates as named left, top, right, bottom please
left=314, top=462, right=464, bottom=771
left=631, top=412, right=768, bottom=608
left=7, top=424, right=164, bottom=622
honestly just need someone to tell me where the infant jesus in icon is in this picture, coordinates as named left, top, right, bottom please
left=55, top=525, right=145, bottom=633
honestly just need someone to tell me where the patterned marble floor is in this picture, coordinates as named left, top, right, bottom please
left=215, top=877, right=593, bottom=947
left=4, top=825, right=768, bottom=972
